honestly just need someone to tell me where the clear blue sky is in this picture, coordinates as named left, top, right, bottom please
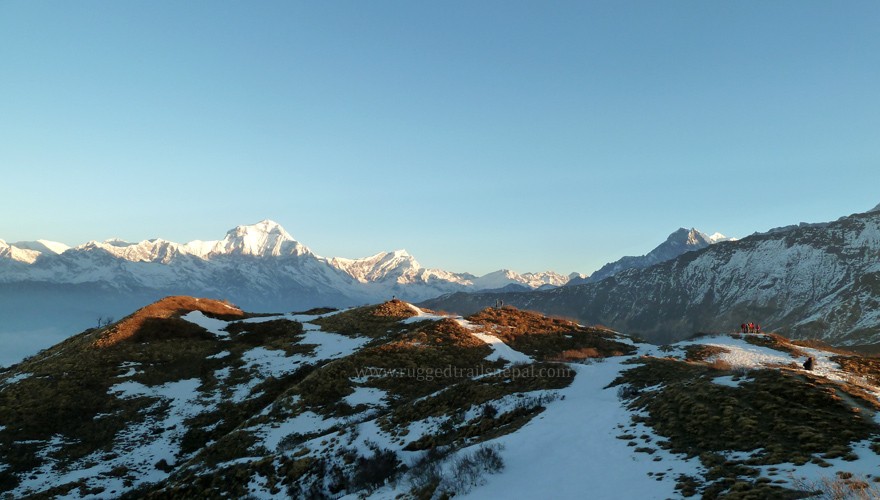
left=2, top=1, right=878, bottom=276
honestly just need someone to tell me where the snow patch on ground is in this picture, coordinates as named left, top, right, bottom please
left=680, top=335, right=880, bottom=402
left=403, top=303, right=447, bottom=323
left=117, top=366, right=140, bottom=378
left=460, top=359, right=702, bottom=499
left=712, top=375, right=743, bottom=388
left=181, top=310, right=231, bottom=338
left=241, top=347, right=302, bottom=379
left=258, top=411, right=344, bottom=452
left=12, top=378, right=212, bottom=498
left=222, top=330, right=368, bottom=403
left=753, top=438, right=880, bottom=491
left=470, top=331, right=532, bottom=364
left=681, top=334, right=798, bottom=369
left=301, top=330, right=370, bottom=359
left=1, top=372, right=32, bottom=386
left=247, top=472, right=283, bottom=499
left=447, top=315, right=534, bottom=364
left=343, top=386, right=387, bottom=408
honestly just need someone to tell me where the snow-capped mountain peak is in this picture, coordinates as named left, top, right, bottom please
left=220, top=219, right=306, bottom=257
left=1, top=239, right=71, bottom=264
left=328, top=249, right=426, bottom=284
left=183, top=220, right=311, bottom=258
left=102, top=238, right=135, bottom=248
left=470, top=269, right=568, bottom=290
left=0, top=240, right=42, bottom=264
left=11, top=239, right=71, bottom=255
left=390, top=249, right=411, bottom=258
left=575, top=227, right=730, bottom=285
left=707, top=232, right=730, bottom=243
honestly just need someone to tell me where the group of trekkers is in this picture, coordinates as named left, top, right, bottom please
left=736, top=321, right=816, bottom=371
left=739, top=322, right=762, bottom=333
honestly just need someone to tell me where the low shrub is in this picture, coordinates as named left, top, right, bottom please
left=350, top=447, right=402, bottom=493
left=440, top=443, right=505, bottom=495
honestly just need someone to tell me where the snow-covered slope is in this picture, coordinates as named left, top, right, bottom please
left=4, top=299, right=880, bottom=499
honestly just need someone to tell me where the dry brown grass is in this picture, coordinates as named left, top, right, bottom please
left=833, top=356, right=880, bottom=385
left=554, top=347, right=601, bottom=362
left=611, top=356, right=880, bottom=497
left=464, top=307, right=635, bottom=361
left=94, top=296, right=244, bottom=347
left=466, top=307, right=579, bottom=342
left=372, top=299, right=420, bottom=319
left=312, top=301, right=417, bottom=340
left=791, top=472, right=880, bottom=499
left=685, top=345, right=730, bottom=363
left=708, top=359, right=733, bottom=371
left=792, top=339, right=861, bottom=356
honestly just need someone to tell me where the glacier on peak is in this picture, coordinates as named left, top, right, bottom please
left=187, top=219, right=311, bottom=258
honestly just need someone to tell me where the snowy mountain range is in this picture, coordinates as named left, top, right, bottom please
left=423, top=205, right=880, bottom=345
left=0, top=220, right=568, bottom=300
left=0, top=221, right=569, bottom=363
left=3, top=297, right=880, bottom=498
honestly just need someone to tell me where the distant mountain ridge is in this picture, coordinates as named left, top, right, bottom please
left=567, top=228, right=730, bottom=286
left=422, top=205, right=880, bottom=345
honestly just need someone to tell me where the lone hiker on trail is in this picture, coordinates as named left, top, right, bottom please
left=803, top=356, right=815, bottom=371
